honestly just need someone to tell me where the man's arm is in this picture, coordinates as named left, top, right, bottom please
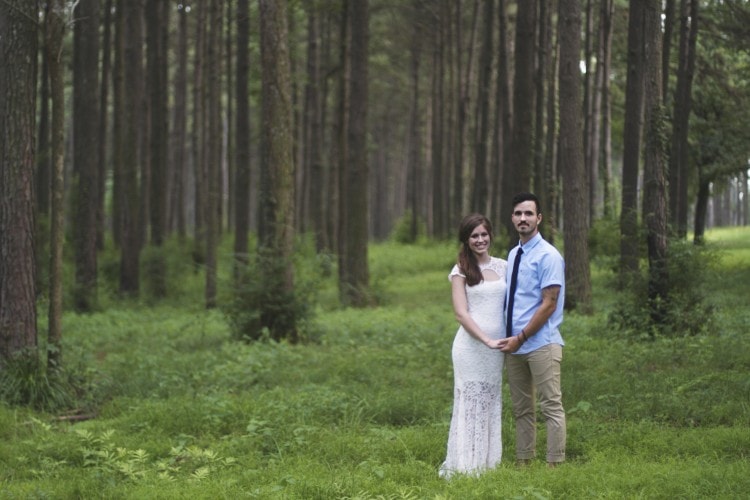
left=499, top=285, right=561, bottom=353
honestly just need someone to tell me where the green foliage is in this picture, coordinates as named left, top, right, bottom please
left=1, top=228, right=748, bottom=498
left=587, top=216, right=622, bottom=270
left=0, top=348, right=73, bottom=411
left=224, top=236, right=322, bottom=343
left=389, top=210, right=428, bottom=244
left=141, top=244, right=168, bottom=302
left=608, top=238, right=718, bottom=337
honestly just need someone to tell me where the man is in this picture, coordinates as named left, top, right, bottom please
left=499, top=192, right=566, bottom=467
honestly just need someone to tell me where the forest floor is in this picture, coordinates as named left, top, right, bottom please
left=1, top=227, right=749, bottom=498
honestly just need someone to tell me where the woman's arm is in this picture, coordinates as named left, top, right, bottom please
left=451, top=276, right=503, bottom=349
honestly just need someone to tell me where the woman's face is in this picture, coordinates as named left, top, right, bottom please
left=467, top=223, right=491, bottom=257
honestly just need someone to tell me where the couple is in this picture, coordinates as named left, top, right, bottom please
left=439, top=192, right=566, bottom=479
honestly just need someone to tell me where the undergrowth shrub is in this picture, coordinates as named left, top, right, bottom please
left=390, top=210, right=428, bottom=244
left=608, top=238, right=718, bottom=337
left=0, top=348, right=74, bottom=411
left=224, top=236, right=322, bottom=343
left=588, top=217, right=624, bottom=270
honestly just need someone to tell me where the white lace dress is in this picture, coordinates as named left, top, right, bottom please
left=440, top=257, right=507, bottom=478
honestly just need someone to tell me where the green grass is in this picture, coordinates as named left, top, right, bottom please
left=1, top=228, right=749, bottom=498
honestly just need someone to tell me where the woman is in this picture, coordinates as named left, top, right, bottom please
left=439, top=213, right=507, bottom=478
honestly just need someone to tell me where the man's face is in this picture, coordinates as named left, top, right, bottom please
left=511, top=200, right=541, bottom=239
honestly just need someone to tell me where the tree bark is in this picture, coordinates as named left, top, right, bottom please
left=340, top=0, right=371, bottom=307
left=303, top=4, right=326, bottom=250
left=662, top=0, right=676, bottom=102
left=600, top=0, right=615, bottom=219
left=46, top=0, right=67, bottom=368
left=234, top=0, right=251, bottom=280
left=534, top=0, right=553, bottom=233
left=205, top=0, right=223, bottom=308
left=642, top=0, right=669, bottom=327
left=692, top=177, right=710, bottom=244
left=35, top=5, right=52, bottom=297
left=258, top=0, right=297, bottom=336
left=112, top=0, right=124, bottom=249
left=619, top=0, right=646, bottom=285
left=73, top=0, right=101, bottom=312
left=668, top=0, right=698, bottom=239
left=192, top=3, right=207, bottom=268
left=471, top=0, right=493, bottom=215
left=170, top=3, right=189, bottom=240
left=0, top=0, right=38, bottom=367
left=406, top=2, right=423, bottom=242
left=488, top=0, right=511, bottom=228
left=119, top=0, right=144, bottom=296
left=335, top=1, right=350, bottom=288
left=559, top=0, right=593, bottom=314
left=97, top=0, right=113, bottom=251
left=503, top=0, right=536, bottom=249
left=430, top=1, right=448, bottom=238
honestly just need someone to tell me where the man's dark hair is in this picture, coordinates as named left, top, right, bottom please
left=511, top=192, right=541, bottom=214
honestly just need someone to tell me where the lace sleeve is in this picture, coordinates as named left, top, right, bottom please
left=448, top=264, right=464, bottom=282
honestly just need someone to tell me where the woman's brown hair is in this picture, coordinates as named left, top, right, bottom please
left=456, top=213, right=493, bottom=286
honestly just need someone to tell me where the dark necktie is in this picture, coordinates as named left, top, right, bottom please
left=506, top=247, right=523, bottom=337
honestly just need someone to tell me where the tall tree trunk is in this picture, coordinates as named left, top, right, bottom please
left=503, top=0, right=536, bottom=249
left=642, top=0, right=669, bottom=328
left=430, top=1, right=448, bottom=238
left=491, top=0, right=513, bottom=231
left=583, top=0, right=596, bottom=225
left=559, top=0, right=593, bottom=314
left=112, top=0, right=125, bottom=248
left=146, top=0, right=169, bottom=298
left=319, top=10, right=334, bottom=249
left=73, top=0, right=101, bottom=312
left=668, top=0, right=698, bottom=239
left=471, top=0, right=493, bottom=215
left=234, top=0, right=251, bottom=279
left=46, top=0, right=66, bottom=369
left=600, top=0, right=615, bottom=219
left=36, top=39, right=51, bottom=221
left=619, top=0, right=646, bottom=285
left=97, top=0, right=113, bottom=251
left=258, top=0, right=297, bottom=338
left=544, top=13, right=560, bottom=244
left=662, top=0, right=676, bottom=102
left=589, top=0, right=605, bottom=224
left=692, top=175, right=710, bottom=245
left=340, top=0, right=370, bottom=307
left=303, top=4, right=326, bottom=250
left=0, top=0, right=38, bottom=367
left=36, top=16, right=52, bottom=296
left=453, top=0, right=478, bottom=217
left=335, top=1, right=350, bottom=287
left=119, top=0, right=144, bottom=296
left=171, top=3, right=189, bottom=240
left=742, top=170, right=749, bottom=227
left=205, top=0, right=223, bottom=309
left=192, top=4, right=207, bottom=268
left=406, top=4, right=423, bottom=242
left=534, top=0, right=552, bottom=230
left=224, top=0, right=234, bottom=235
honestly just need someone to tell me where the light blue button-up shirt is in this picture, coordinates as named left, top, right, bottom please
left=505, top=232, right=565, bottom=355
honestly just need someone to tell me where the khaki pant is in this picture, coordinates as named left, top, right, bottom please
left=506, top=343, right=566, bottom=463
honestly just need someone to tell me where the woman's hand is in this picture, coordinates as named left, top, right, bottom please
left=484, top=338, right=504, bottom=349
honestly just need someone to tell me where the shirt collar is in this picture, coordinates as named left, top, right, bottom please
left=518, top=232, right=543, bottom=252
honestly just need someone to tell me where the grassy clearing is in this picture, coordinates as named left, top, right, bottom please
left=1, top=229, right=748, bottom=498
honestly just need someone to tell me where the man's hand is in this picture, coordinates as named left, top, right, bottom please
left=498, top=335, right=523, bottom=353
